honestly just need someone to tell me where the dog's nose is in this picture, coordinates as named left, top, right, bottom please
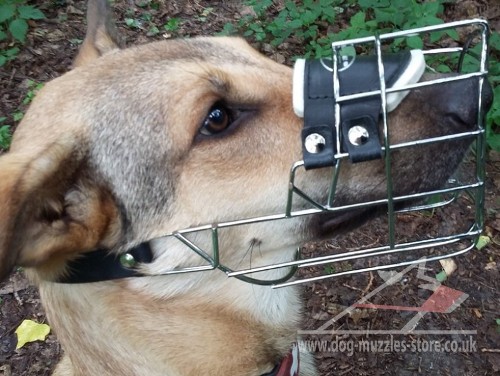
left=429, top=77, right=493, bottom=128
left=481, top=79, right=494, bottom=112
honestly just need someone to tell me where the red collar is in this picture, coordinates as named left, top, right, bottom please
left=263, top=343, right=299, bottom=376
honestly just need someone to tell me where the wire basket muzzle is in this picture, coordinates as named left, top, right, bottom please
left=142, top=19, right=491, bottom=288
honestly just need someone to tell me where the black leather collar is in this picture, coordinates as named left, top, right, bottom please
left=58, top=242, right=153, bottom=283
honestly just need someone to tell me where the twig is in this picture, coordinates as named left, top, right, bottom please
left=341, top=283, right=364, bottom=293
left=0, top=70, right=32, bottom=82
left=481, top=348, right=500, bottom=353
left=8, top=67, right=16, bottom=86
left=338, top=366, right=354, bottom=376
left=13, top=279, right=23, bottom=306
left=363, top=271, right=374, bottom=295
left=343, top=269, right=375, bottom=295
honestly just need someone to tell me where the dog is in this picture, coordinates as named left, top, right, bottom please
left=0, top=1, right=492, bottom=375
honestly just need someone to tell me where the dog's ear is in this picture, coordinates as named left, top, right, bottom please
left=0, top=142, right=122, bottom=281
left=74, top=0, right=122, bottom=67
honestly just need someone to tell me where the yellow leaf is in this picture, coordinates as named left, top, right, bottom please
left=15, top=319, right=50, bottom=349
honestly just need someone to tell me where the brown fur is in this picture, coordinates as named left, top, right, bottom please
left=0, top=1, right=487, bottom=375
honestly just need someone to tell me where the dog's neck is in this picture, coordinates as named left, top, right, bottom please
left=50, top=242, right=299, bottom=376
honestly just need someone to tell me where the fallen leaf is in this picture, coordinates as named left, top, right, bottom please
left=476, top=235, right=491, bottom=250
left=485, top=261, right=497, bottom=271
left=472, top=308, right=482, bottom=318
left=439, top=258, right=457, bottom=277
left=348, top=308, right=370, bottom=324
left=435, top=270, right=448, bottom=282
left=15, top=319, right=50, bottom=349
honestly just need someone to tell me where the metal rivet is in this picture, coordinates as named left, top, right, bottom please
left=120, top=253, right=137, bottom=268
left=305, top=133, right=326, bottom=154
left=348, top=126, right=369, bottom=146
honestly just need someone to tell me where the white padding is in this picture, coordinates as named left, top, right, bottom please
left=293, top=58, right=306, bottom=118
left=386, top=49, right=425, bottom=112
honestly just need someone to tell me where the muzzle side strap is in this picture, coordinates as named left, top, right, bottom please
left=301, top=59, right=337, bottom=169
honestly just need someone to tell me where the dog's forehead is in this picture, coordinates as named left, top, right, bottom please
left=94, top=36, right=281, bottom=75
left=14, top=36, right=287, bottom=138
left=172, top=37, right=267, bottom=64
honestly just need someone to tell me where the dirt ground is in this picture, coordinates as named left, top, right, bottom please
left=0, top=1, right=499, bottom=375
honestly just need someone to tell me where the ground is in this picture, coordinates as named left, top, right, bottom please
left=0, top=1, right=499, bottom=375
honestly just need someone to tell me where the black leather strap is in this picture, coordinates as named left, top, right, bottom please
left=302, top=59, right=336, bottom=169
left=58, top=242, right=153, bottom=283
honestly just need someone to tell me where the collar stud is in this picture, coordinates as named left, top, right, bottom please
left=120, top=253, right=137, bottom=268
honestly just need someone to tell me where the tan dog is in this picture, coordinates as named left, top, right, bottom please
left=0, top=1, right=490, bottom=375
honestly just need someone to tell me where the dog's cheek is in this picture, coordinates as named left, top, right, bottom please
left=172, top=160, right=290, bottom=227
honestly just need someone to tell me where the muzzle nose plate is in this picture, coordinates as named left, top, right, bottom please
left=293, top=49, right=426, bottom=118
left=293, top=49, right=426, bottom=168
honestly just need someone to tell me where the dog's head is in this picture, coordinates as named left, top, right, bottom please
left=0, top=1, right=492, bottom=282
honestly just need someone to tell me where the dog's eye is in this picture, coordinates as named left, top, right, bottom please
left=200, top=105, right=232, bottom=136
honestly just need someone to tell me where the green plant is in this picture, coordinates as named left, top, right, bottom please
left=125, top=10, right=161, bottom=37
left=222, top=0, right=340, bottom=56
left=0, top=0, right=45, bottom=66
left=487, top=85, right=500, bottom=151
left=12, top=111, right=23, bottom=121
left=221, top=0, right=456, bottom=58
left=357, top=0, right=458, bottom=48
left=0, top=117, right=12, bottom=150
left=23, top=80, right=44, bottom=105
left=1, top=80, right=44, bottom=148
left=196, top=7, right=214, bottom=22
left=447, top=31, right=500, bottom=152
left=485, top=32, right=500, bottom=151
left=324, top=265, right=336, bottom=274
left=164, top=17, right=181, bottom=34
left=10, top=80, right=44, bottom=123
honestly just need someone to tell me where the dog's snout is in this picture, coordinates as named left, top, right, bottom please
left=429, top=77, right=493, bottom=128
